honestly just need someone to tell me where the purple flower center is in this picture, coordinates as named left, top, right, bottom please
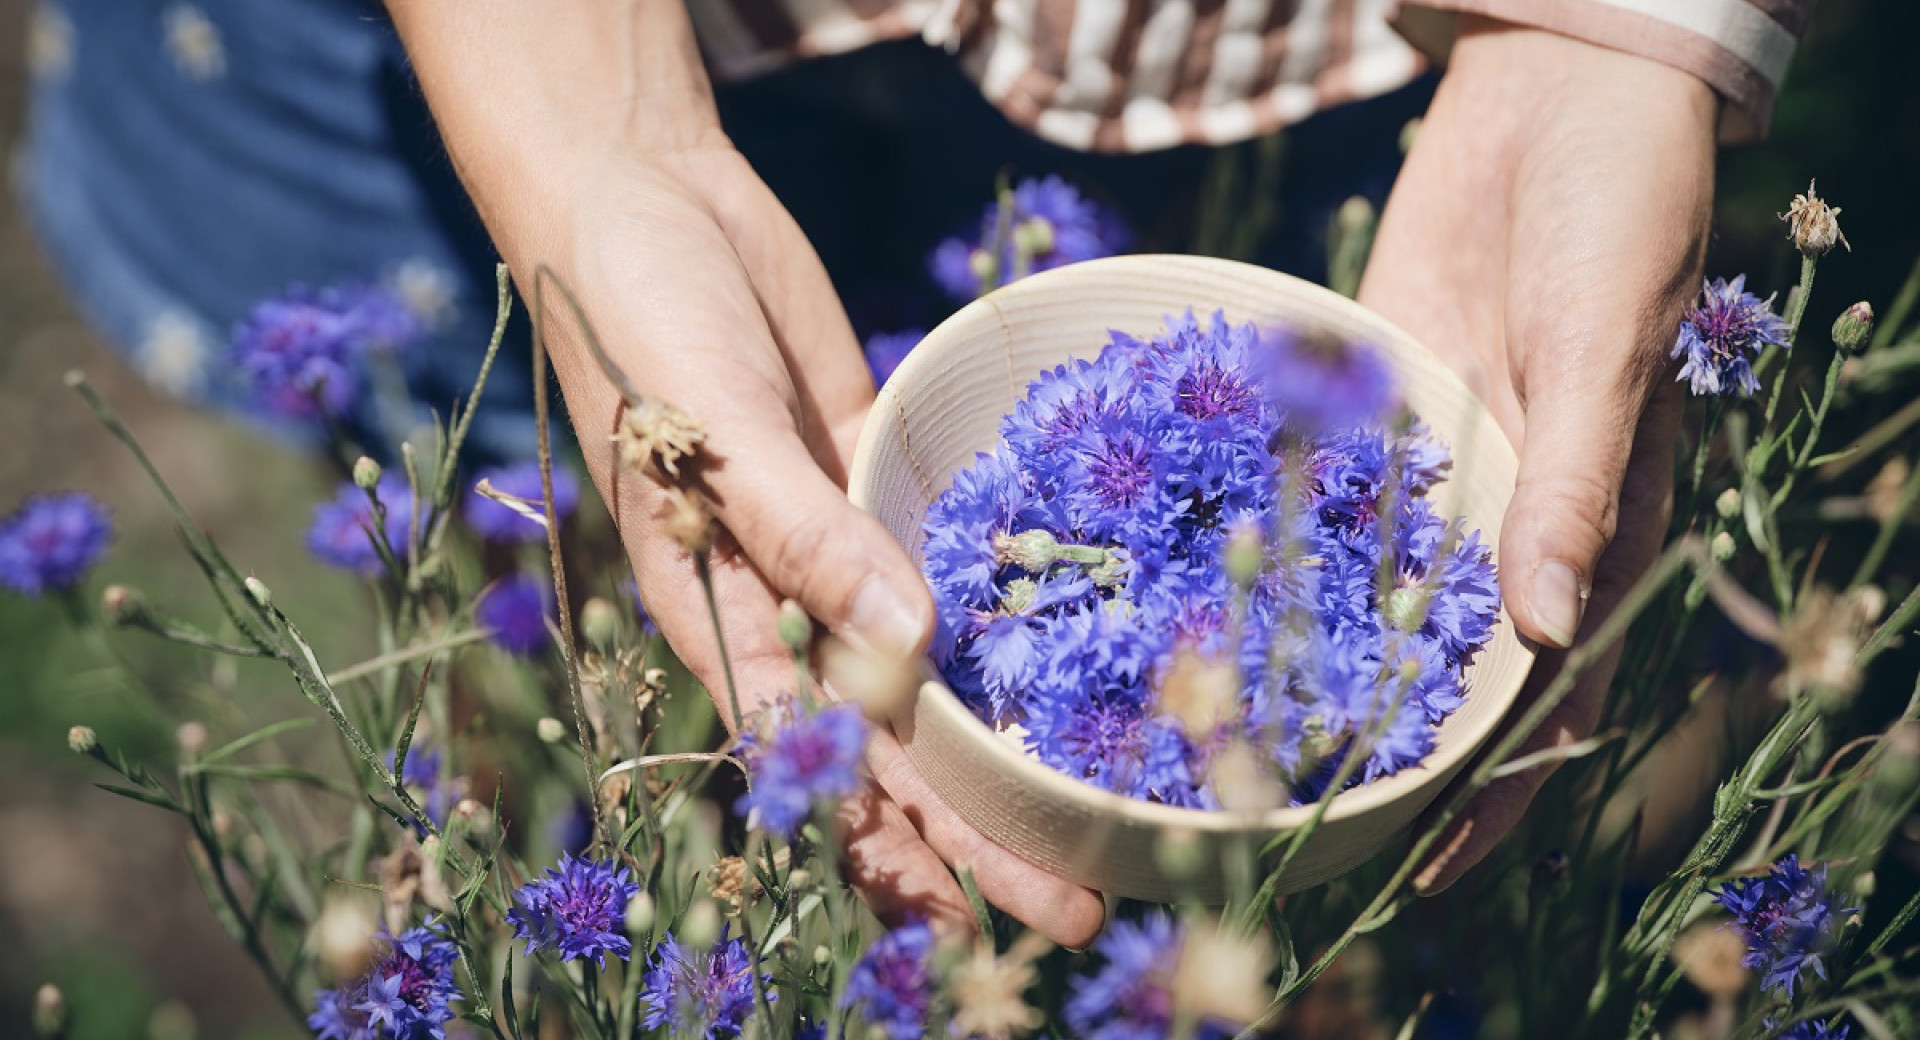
left=1085, top=433, right=1154, bottom=509
left=1175, top=361, right=1259, bottom=422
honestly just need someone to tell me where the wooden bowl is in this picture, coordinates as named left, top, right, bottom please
left=846, top=254, right=1534, bottom=903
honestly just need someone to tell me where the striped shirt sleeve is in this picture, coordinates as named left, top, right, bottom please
left=1400, top=1, right=1814, bottom=143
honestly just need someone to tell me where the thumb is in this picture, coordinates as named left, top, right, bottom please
left=708, top=429, right=935, bottom=661
left=1500, top=364, right=1650, bottom=649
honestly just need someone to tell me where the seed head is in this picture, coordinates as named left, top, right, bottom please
left=614, top=397, right=706, bottom=480
left=660, top=487, right=712, bottom=556
left=1782, top=180, right=1848, bottom=256
left=947, top=932, right=1049, bottom=1040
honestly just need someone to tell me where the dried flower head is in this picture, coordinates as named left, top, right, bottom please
left=1211, top=740, right=1287, bottom=813
left=1782, top=181, right=1848, bottom=256
left=662, top=486, right=714, bottom=555
left=1864, top=458, right=1909, bottom=525
left=1777, top=586, right=1883, bottom=706
left=1157, top=648, right=1241, bottom=738
left=947, top=933, right=1049, bottom=1040
left=616, top=397, right=707, bottom=480
left=1673, top=922, right=1750, bottom=998
left=1172, top=920, right=1274, bottom=1026
left=818, top=636, right=919, bottom=720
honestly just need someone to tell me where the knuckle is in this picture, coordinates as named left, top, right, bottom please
left=764, top=514, right=836, bottom=596
left=1520, top=468, right=1621, bottom=555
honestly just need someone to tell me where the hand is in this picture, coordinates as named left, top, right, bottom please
left=1357, top=17, right=1717, bottom=891
left=388, top=0, right=1105, bottom=947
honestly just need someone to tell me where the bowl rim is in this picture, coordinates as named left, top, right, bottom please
left=850, top=253, right=1534, bottom=835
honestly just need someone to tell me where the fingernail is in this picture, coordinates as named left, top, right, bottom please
left=1530, top=560, right=1587, bottom=649
left=846, top=578, right=930, bottom=660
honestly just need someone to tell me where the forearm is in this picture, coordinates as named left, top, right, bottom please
left=383, top=0, right=724, bottom=259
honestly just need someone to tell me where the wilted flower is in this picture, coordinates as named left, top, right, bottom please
left=507, top=853, right=642, bottom=966
left=948, top=933, right=1049, bottom=1040
left=307, top=476, right=416, bottom=575
left=866, top=329, right=925, bottom=387
left=1716, top=854, right=1855, bottom=997
left=0, top=493, right=112, bottom=595
left=931, top=176, right=1131, bottom=301
left=232, top=283, right=420, bottom=420
left=818, top=636, right=918, bottom=719
left=640, top=928, right=765, bottom=1040
left=844, top=920, right=938, bottom=1040
left=476, top=574, right=554, bottom=656
left=1171, top=920, right=1274, bottom=1026
left=466, top=462, right=581, bottom=543
left=615, top=397, right=706, bottom=479
left=1782, top=181, right=1848, bottom=256
left=1777, top=586, right=1883, bottom=707
left=308, top=921, right=460, bottom=1040
left=1672, top=922, right=1750, bottom=998
left=735, top=698, right=867, bottom=837
left=1671, top=276, right=1792, bottom=397
left=662, top=486, right=713, bottom=555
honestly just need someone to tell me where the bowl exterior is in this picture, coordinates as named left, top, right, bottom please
left=849, top=255, right=1534, bottom=902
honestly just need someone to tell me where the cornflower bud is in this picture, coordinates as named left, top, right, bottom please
left=1154, top=826, right=1204, bottom=879
left=625, top=891, right=656, bottom=936
left=176, top=721, right=208, bottom=758
left=1224, top=525, right=1265, bottom=587
left=352, top=455, right=383, bottom=490
left=33, top=984, right=69, bottom=1039
left=313, top=896, right=379, bottom=980
left=681, top=899, right=722, bottom=951
left=776, top=599, right=812, bottom=651
left=1711, top=531, right=1737, bottom=562
left=101, top=584, right=147, bottom=626
left=579, top=596, right=619, bottom=650
left=67, top=725, right=97, bottom=755
left=535, top=717, right=567, bottom=744
left=1832, top=301, right=1874, bottom=354
left=1013, top=216, right=1055, bottom=258
left=244, top=576, right=271, bottom=608
left=1715, top=488, right=1742, bottom=520
left=1782, top=180, right=1847, bottom=256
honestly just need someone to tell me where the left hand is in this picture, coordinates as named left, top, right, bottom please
left=1357, top=16, right=1718, bottom=891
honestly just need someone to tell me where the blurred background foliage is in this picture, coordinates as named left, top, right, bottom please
left=0, top=0, right=1914, bottom=1037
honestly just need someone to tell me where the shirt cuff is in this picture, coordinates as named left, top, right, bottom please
left=1396, top=0, right=1812, bottom=144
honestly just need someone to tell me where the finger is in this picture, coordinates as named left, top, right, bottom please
left=859, top=726, right=1108, bottom=948
left=1414, top=388, right=1680, bottom=892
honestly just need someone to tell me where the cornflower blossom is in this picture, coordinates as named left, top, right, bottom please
left=308, top=921, right=460, bottom=1040
left=1065, top=914, right=1232, bottom=1040
left=507, top=853, right=642, bottom=967
left=641, top=929, right=764, bottom=1040
left=307, top=475, right=416, bottom=576
left=232, top=282, right=421, bottom=419
left=1716, top=854, right=1854, bottom=997
left=1772, top=1019, right=1851, bottom=1040
left=922, top=312, right=1500, bottom=806
left=476, top=574, right=554, bottom=656
left=735, top=699, right=867, bottom=837
left=931, top=176, right=1131, bottom=301
left=842, top=921, right=937, bottom=1040
left=0, top=493, right=112, bottom=595
left=466, top=462, right=581, bottom=543
left=865, top=329, right=925, bottom=387
left=1671, top=276, right=1792, bottom=397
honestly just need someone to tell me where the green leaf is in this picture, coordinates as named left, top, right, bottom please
left=957, top=867, right=995, bottom=941
left=198, top=717, right=316, bottom=765
left=94, top=782, right=183, bottom=814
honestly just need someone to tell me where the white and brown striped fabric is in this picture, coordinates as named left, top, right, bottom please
left=684, top=0, right=1814, bottom=152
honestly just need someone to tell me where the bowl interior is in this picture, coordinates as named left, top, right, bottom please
left=849, top=254, right=1535, bottom=831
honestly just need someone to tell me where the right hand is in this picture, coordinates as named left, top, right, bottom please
left=388, top=0, right=1105, bottom=948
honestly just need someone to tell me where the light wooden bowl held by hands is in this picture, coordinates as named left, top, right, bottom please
left=847, top=254, right=1535, bottom=904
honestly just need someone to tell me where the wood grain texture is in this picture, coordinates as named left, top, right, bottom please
left=848, top=255, right=1534, bottom=903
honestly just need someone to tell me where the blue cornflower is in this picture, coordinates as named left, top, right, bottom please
left=865, top=329, right=925, bottom=387
left=476, top=574, right=554, bottom=656
left=641, top=928, right=765, bottom=1040
left=931, top=176, right=1131, bottom=301
left=507, top=853, right=642, bottom=967
left=0, top=493, right=112, bottom=596
left=1717, top=854, right=1854, bottom=997
left=842, top=921, right=937, bottom=1040
left=1771, top=1019, right=1851, bottom=1040
left=1065, top=914, right=1231, bottom=1040
left=735, top=699, right=867, bottom=837
left=307, top=475, right=417, bottom=576
left=1253, top=326, right=1398, bottom=436
left=232, top=282, right=421, bottom=420
left=1672, top=276, right=1791, bottom=397
left=308, top=921, right=460, bottom=1040
left=466, top=462, right=581, bottom=543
